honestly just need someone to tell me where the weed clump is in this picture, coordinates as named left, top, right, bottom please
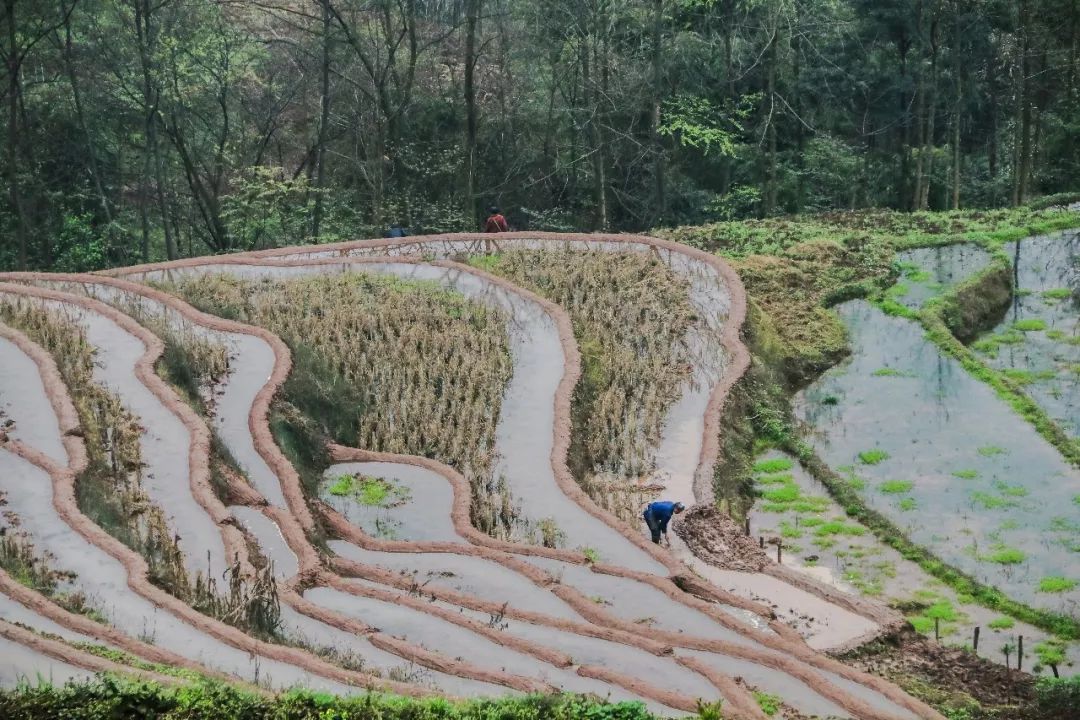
left=754, top=458, right=794, bottom=474
left=1013, top=319, right=1048, bottom=332
left=985, top=546, right=1026, bottom=565
left=879, top=480, right=913, bottom=494
left=858, top=449, right=889, bottom=465
left=1038, top=577, right=1078, bottom=593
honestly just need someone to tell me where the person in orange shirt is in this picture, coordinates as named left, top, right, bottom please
left=484, top=206, right=509, bottom=233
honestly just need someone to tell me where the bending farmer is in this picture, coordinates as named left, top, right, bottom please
left=643, top=500, right=685, bottom=546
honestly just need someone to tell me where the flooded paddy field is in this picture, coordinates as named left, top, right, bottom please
left=796, top=299, right=1080, bottom=613
left=973, top=231, right=1080, bottom=437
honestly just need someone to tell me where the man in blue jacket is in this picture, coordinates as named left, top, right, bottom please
left=643, top=500, right=686, bottom=545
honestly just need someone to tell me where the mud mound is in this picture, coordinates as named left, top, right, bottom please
left=839, top=628, right=1035, bottom=710
left=675, top=505, right=769, bottom=573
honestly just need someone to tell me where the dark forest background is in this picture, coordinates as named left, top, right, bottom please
left=2, top=0, right=1078, bottom=270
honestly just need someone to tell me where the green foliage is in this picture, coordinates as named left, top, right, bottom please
left=951, top=470, right=979, bottom=480
left=751, top=690, right=781, bottom=716
left=879, top=480, right=913, bottom=494
left=1035, top=675, right=1080, bottom=714
left=813, top=521, right=866, bottom=537
left=753, top=458, right=794, bottom=474
left=0, top=677, right=668, bottom=720
left=658, top=95, right=742, bottom=156
left=1038, top=577, right=1078, bottom=593
left=1012, top=318, right=1048, bottom=332
left=985, top=546, right=1026, bottom=565
left=858, top=449, right=889, bottom=465
left=988, top=617, right=1015, bottom=630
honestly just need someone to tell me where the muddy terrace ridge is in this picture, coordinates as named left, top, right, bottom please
left=0, top=233, right=944, bottom=719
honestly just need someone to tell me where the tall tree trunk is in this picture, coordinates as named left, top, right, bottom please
left=134, top=0, right=176, bottom=260
left=950, top=11, right=961, bottom=210
left=61, top=17, right=113, bottom=225
left=762, top=22, right=778, bottom=216
left=919, top=14, right=939, bottom=210
left=1012, top=0, right=1029, bottom=206
left=463, top=0, right=479, bottom=230
left=649, top=0, right=665, bottom=224
left=911, top=0, right=928, bottom=211
left=581, top=35, right=606, bottom=230
left=792, top=6, right=805, bottom=213
left=989, top=83, right=998, bottom=180
left=719, top=0, right=734, bottom=195
left=312, top=0, right=332, bottom=239
left=6, top=0, right=27, bottom=269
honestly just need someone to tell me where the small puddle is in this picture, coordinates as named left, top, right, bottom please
left=796, top=300, right=1080, bottom=612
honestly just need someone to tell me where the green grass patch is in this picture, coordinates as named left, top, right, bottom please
left=971, top=491, right=1013, bottom=510
left=761, top=484, right=800, bottom=503
left=755, top=473, right=793, bottom=485
left=798, top=516, right=825, bottom=527
left=1038, top=576, right=1078, bottom=593
left=327, top=476, right=353, bottom=497
left=879, top=479, right=914, bottom=494
left=752, top=690, right=782, bottom=716
left=858, top=449, right=889, bottom=465
left=988, top=616, right=1015, bottom=630
left=1042, top=288, right=1073, bottom=300
left=952, top=469, right=979, bottom=480
left=1013, top=318, right=1048, bottom=332
left=754, top=457, right=794, bottom=474
left=814, top=520, right=866, bottom=537
left=778, top=522, right=803, bottom=539
left=977, top=445, right=1007, bottom=457
left=985, top=546, right=1026, bottom=565
left=993, top=330, right=1026, bottom=345
left=899, top=497, right=917, bottom=511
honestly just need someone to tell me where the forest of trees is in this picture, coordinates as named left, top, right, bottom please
left=2, top=0, right=1079, bottom=270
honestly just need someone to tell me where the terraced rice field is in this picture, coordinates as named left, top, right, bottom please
left=0, top=234, right=949, bottom=719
